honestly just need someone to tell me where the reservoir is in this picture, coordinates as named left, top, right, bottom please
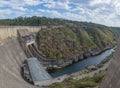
left=50, top=48, right=114, bottom=77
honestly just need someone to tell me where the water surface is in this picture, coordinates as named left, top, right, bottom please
left=50, top=48, right=114, bottom=77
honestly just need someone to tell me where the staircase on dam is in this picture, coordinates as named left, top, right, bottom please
left=0, top=37, right=37, bottom=88
left=99, top=40, right=120, bottom=88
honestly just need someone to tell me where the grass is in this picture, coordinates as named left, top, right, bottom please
left=49, top=70, right=106, bottom=88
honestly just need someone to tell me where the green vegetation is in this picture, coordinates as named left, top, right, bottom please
left=37, top=26, right=119, bottom=59
left=0, top=16, right=65, bottom=26
left=0, top=16, right=119, bottom=60
left=37, top=28, right=81, bottom=59
left=49, top=70, right=106, bottom=88
left=70, top=69, right=91, bottom=77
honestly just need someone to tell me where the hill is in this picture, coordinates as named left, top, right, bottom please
left=0, top=16, right=119, bottom=67
left=37, top=25, right=119, bottom=61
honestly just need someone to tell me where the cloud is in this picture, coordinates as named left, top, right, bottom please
left=0, top=1, right=9, bottom=7
left=44, top=1, right=70, bottom=10
left=23, top=0, right=42, bottom=6
left=38, top=9, right=86, bottom=21
left=115, top=3, right=120, bottom=15
left=0, top=9, right=12, bottom=15
left=89, top=0, right=111, bottom=6
left=38, top=9, right=45, bottom=12
left=0, top=9, right=12, bottom=19
left=12, top=7, right=28, bottom=11
left=0, top=0, right=120, bottom=27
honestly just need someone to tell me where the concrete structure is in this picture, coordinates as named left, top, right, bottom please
left=0, top=26, right=67, bottom=88
left=0, top=26, right=41, bottom=40
left=17, top=29, right=55, bottom=67
left=0, top=36, right=66, bottom=88
left=0, top=37, right=37, bottom=88
left=0, top=26, right=63, bottom=41
left=26, top=58, right=52, bottom=86
left=99, top=40, right=120, bottom=88
left=17, top=29, right=35, bottom=45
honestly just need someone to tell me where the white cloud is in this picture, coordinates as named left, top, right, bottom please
left=72, top=7, right=85, bottom=14
left=115, top=3, right=120, bottom=15
left=23, top=0, right=42, bottom=6
left=62, top=12, right=86, bottom=21
left=0, top=9, right=12, bottom=15
left=13, top=7, right=28, bottom=11
left=43, top=9, right=86, bottom=21
left=0, top=0, right=120, bottom=26
left=89, top=0, right=111, bottom=6
left=38, top=9, right=45, bottom=12
left=0, top=9, right=12, bottom=19
left=0, top=1, right=9, bottom=7
left=44, top=1, right=70, bottom=10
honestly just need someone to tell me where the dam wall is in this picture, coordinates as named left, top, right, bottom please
left=0, top=26, right=41, bottom=40
left=0, top=37, right=36, bottom=88
left=99, top=39, right=120, bottom=88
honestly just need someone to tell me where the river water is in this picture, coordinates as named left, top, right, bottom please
left=50, top=48, right=114, bottom=77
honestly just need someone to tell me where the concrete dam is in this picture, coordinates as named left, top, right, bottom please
left=0, top=26, right=119, bottom=88
left=0, top=26, right=66, bottom=88
left=0, top=26, right=41, bottom=88
left=0, top=26, right=40, bottom=40
left=99, top=39, right=120, bottom=88
left=0, top=37, right=36, bottom=88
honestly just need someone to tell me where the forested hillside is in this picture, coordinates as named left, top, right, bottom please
left=0, top=16, right=65, bottom=26
left=37, top=25, right=119, bottom=60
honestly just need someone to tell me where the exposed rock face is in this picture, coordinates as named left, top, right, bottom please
left=99, top=40, right=120, bottom=88
left=56, top=45, right=113, bottom=67
left=0, top=37, right=36, bottom=88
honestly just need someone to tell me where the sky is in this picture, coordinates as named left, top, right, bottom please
left=0, top=0, right=120, bottom=27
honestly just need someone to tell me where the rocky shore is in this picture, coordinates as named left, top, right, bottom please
left=55, top=45, right=114, bottom=68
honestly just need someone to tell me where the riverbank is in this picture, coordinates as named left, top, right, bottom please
left=52, top=45, right=115, bottom=69
left=50, top=48, right=114, bottom=77
left=49, top=51, right=114, bottom=88
left=70, top=52, right=114, bottom=77
left=49, top=70, right=106, bottom=88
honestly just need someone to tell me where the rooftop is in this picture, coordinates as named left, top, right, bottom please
left=26, top=58, right=52, bottom=83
